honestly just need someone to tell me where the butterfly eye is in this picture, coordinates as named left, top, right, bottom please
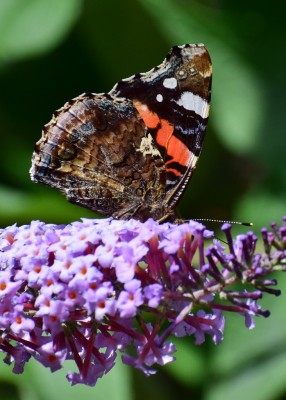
left=57, top=143, right=77, bottom=161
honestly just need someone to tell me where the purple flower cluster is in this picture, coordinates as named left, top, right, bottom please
left=0, top=216, right=285, bottom=386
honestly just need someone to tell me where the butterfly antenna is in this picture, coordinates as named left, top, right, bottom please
left=194, top=218, right=253, bottom=227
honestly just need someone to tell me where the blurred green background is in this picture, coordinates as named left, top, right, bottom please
left=0, top=0, right=286, bottom=399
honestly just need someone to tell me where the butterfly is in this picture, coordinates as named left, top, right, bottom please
left=30, top=44, right=212, bottom=223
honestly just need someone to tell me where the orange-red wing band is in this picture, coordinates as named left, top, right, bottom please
left=134, top=100, right=191, bottom=177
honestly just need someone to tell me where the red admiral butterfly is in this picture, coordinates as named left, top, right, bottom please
left=30, top=44, right=212, bottom=223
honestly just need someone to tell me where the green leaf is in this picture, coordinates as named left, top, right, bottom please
left=207, top=273, right=286, bottom=400
left=206, top=353, right=286, bottom=400
left=0, top=186, right=95, bottom=226
left=0, top=0, right=83, bottom=64
left=0, top=357, right=132, bottom=400
left=165, top=337, right=206, bottom=387
left=235, top=191, right=286, bottom=229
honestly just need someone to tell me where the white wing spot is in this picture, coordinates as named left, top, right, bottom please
left=163, top=77, right=177, bottom=89
left=137, top=134, right=161, bottom=157
left=156, top=94, right=163, bottom=102
left=176, top=91, right=210, bottom=118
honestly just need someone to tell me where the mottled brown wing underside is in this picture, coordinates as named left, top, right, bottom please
left=30, top=94, right=170, bottom=221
